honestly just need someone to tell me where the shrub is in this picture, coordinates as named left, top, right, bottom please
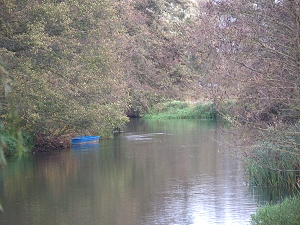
left=251, top=196, right=300, bottom=225
left=0, top=125, right=32, bottom=155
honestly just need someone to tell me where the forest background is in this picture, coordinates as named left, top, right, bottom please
left=0, top=0, right=300, bottom=190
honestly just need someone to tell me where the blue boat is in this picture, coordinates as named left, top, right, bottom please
left=71, top=136, right=100, bottom=145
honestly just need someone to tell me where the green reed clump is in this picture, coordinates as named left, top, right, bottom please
left=246, top=123, right=300, bottom=187
left=246, top=142, right=300, bottom=187
left=144, top=101, right=216, bottom=119
left=251, top=196, right=300, bottom=225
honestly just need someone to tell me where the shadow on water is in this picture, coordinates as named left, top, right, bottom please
left=0, top=118, right=296, bottom=225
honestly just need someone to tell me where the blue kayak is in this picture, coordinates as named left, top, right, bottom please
left=72, top=136, right=100, bottom=145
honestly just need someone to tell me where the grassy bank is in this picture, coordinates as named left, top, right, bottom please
left=144, top=101, right=217, bottom=119
left=251, top=195, right=300, bottom=225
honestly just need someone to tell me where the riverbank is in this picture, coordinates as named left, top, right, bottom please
left=144, top=100, right=217, bottom=119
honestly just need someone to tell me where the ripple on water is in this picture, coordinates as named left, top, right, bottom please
left=125, top=132, right=167, bottom=141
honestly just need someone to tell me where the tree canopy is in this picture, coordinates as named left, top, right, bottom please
left=0, top=0, right=131, bottom=143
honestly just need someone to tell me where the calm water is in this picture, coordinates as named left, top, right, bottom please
left=0, top=119, right=270, bottom=224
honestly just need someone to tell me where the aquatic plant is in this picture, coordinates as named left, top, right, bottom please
left=246, top=146, right=300, bottom=187
left=246, top=123, right=300, bottom=188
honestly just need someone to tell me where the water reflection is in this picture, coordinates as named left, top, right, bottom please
left=0, top=119, right=285, bottom=225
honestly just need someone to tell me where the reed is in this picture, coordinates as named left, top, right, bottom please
left=245, top=122, right=300, bottom=187
left=246, top=140, right=300, bottom=188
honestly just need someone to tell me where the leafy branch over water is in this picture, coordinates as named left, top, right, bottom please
left=0, top=61, right=27, bottom=212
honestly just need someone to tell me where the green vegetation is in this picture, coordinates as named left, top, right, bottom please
left=0, top=61, right=28, bottom=212
left=0, top=62, right=27, bottom=159
left=144, top=101, right=216, bottom=119
left=0, top=0, right=131, bottom=149
left=245, top=122, right=300, bottom=188
left=0, top=128, right=25, bottom=156
left=0, top=0, right=202, bottom=151
left=246, top=143, right=300, bottom=188
left=245, top=123, right=300, bottom=223
left=251, top=196, right=300, bottom=225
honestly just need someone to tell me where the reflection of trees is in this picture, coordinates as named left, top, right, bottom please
left=0, top=119, right=256, bottom=224
left=0, top=152, right=76, bottom=223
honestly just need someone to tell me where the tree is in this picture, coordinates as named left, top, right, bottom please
left=198, top=0, right=300, bottom=186
left=116, top=0, right=202, bottom=114
left=0, top=0, right=131, bottom=147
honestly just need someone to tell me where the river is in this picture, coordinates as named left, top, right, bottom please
left=0, top=119, right=278, bottom=224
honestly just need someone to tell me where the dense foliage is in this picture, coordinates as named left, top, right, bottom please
left=0, top=0, right=131, bottom=144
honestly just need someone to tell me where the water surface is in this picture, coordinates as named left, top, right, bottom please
left=0, top=119, right=261, bottom=224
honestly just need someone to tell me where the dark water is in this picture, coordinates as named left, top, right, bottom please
left=0, top=119, right=269, bottom=224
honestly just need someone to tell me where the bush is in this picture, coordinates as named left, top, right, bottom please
left=0, top=126, right=18, bottom=155
left=0, top=125, right=32, bottom=155
left=251, top=196, right=300, bottom=225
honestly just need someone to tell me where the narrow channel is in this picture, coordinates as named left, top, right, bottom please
left=0, top=119, right=269, bottom=224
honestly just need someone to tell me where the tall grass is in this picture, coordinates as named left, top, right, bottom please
left=245, top=122, right=300, bottom=188
left=246, top=141, right=300, bottom=187
left=144, top=101, right=217, bottom=119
